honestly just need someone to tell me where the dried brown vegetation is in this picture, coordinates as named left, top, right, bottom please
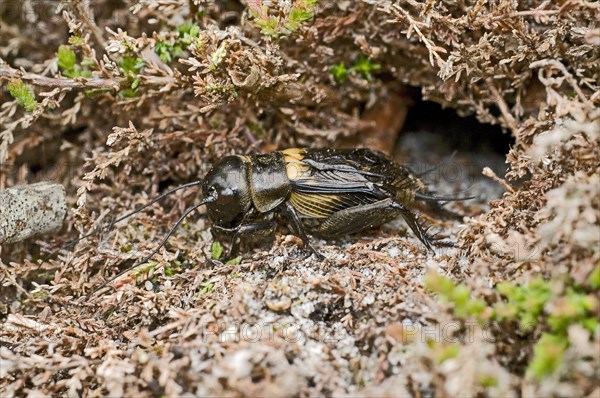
left=1, top=0, right=599, bottom=397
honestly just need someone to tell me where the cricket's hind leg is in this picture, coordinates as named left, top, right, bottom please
left=316, top=198, right=434, bottom=251
left=388, top=201, right=435, bottom=251
left=317, top=198, right=400, bottom=238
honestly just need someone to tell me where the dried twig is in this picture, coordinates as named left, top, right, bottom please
left=0, top=63, right=120, bottom=90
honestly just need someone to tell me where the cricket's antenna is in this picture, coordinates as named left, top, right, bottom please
left=415, top=193, right=475, bottom=202
left=53, top=180, right=204, bottom=255
left=83, top=195, right=215, bottom=301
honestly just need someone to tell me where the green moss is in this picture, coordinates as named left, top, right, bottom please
left=588, top=265, right=600, bottom=289
left=424, top=272, right=488, bottom=320
left=427, top=273, right=599, bottom=380
left=56, top=45, right=77, bottom=72
left=247, top=121, right=266, bottom=138
left=56, top=45, right=92, bottom=78
left=164, top=261, right=182, bottom=277
left=225, top=256, right=242, bottom=265
left=32, top=291, right=48, bottom=300
left=285, top=0, right=318, bottom=32
left=7, top=79, right=37, bottom=112
left=494, top=277, right=552, bottom=331
left=120, top=57, right=145, bottom=78
left=330, top=62, right=349, bottom=83
left=211, top=241, right=224, bottom=260
left=479, top=374, right=498, bottom=388
left=351, top=55, right=381, bottom=81
left=198, top=280, right=214, bottom=296
left=526, top=333, right=567, bottom=381
left=155, top=21, right=200, bottom=63
left=547, top=288, right=598, bottom=334
left=209, top=41, right=228, bottom=71
left=132, top=262, right=157, bottom=277
left=427, top=340, right=460, bottom=364
left=118, top=57, right=145, bottom=98
left=177, top=21, right=201, bottom=45
left=155, top=40, right=181, bottom=63
left=205, top=82, right=237, bottom=97
left=67, top=35, right=85, bottom=46
left=250, top=0, right=319, bottom=38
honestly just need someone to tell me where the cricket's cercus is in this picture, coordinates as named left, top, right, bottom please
left=83, top=147, right=471, bottom=299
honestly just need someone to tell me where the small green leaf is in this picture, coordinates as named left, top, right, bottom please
left=479, top=374, right=498, bottom=388
left=177, top=21, right=200, bottom=38
left=226, top=256, right=242, bottom=265
left=198, top=280, right=214, bottom=296
left=56, top=45, right=77, bottom=73
left=120, top=57, right=145, bottom=76
left=131, top=78, right=141, bottom=90
left=133, top=262, right=157, bottom=277
left=68, top=35, right=85, bottom=46
left=430, top=342, right=460, bottom=364
left=526, top=333, right=567, bottom=380
left=211, top=241, right=224, bottom=259
left=588, top=265, right=600, bottom=289
left=351, top=55, right=381, bottom=81
left=81, top=57, right=96, bottom=68
left=7, top=79, right=37, bottom=112
left=330, top=62, right=348, bottom=83
left=155, top=41, right=175, bottom=63
left=210, top=41, right=228, bottom=70
left=581, top=317, right=599, bottom=333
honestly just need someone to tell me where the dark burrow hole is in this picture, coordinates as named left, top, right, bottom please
left=396, top=94, right=515, bottom=166
left=396, top=92, right=515, bottom=197
left=400, top=94, right=513, bottom=156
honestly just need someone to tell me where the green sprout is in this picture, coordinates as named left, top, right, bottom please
left=155, top=21, right=201, bottom=63
left=526, top=333, right=567, bottom=380
left=132, top=262, right=157, bottom=277
left=427, top=341, right=460, bottom=364
left=56, top=45, right=92, bottom=78
left=198, top=280, right=214, bottom=296
left=424, top=272, right=488, bottom=320
left=118, top=56, right=145, bottom=98
left=494, top=277, right=552, bottom=332
left=331, top=56, right=382, bottom=84
left=427, top=272, right=600, bottom=381
left=330, top=62, right=349, bottom=83
left=164, top=261, right=181, bottom=277
left=225, top=256, right=242, bottom=265
left=351, top=55, right=381, bottom=81
left=249, top=0, right=318, bottom=38
left=67, top=35, right=85, bottom=46
left=478, top=374, right=499, bottom=388
left=211, top=241, right=224, bottom=260
left=7, top=79, right=37, bottom=112
left=209, top=41, right=228, bottom=70
left=588, top=265, right=600, bottom=289
left=547, top=288, right=598, bottom=334
left=177, top=21, right=201, bottom=45
left=284, top=0, right=318, bottom=32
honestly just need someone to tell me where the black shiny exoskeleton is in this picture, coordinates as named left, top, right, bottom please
left=201, top=148, right=438, bottom=257
left=83, top=147, right=468, bottom=298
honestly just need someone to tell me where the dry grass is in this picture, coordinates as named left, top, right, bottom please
left=1, top=1, right=598, bottom=396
